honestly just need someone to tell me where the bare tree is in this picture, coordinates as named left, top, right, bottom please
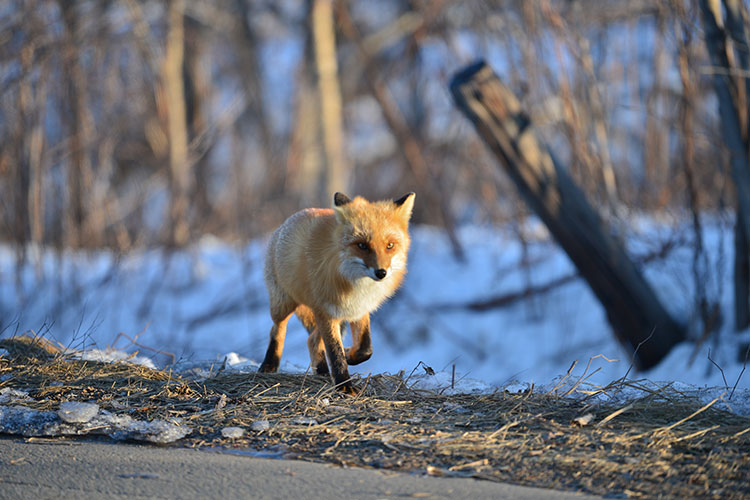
left=184, top=16, right=213, bottom=227
left=699, top=0, right=750, bottom=331
left=288, top=1, right=324, bottom=206
left=233, top=0, right=282, bottom=201
left=312, top=0, right=348, bottom=197
left=58, top=0, right=95, bottom=247
left=162, top=0, right=191, bottom=247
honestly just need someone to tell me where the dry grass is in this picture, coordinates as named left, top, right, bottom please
left=1, top=337, right=749, bottom=499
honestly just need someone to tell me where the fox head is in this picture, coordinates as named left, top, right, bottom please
left=333, top=192, right=415, bottom=282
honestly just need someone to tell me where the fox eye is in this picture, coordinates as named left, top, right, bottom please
left=386, top=242, right=394, bottom=250
left=357, top=242, right=369, bottom=251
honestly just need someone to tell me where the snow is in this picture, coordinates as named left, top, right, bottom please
left=0, top=405, right=190, bottom=443
left=76, top=348, right=157, bottom=370
left=0, top=388, right=32, bottom=404
left=2, top=221, right=750, bottom=418
left=405, top=369, right=494, bottom=395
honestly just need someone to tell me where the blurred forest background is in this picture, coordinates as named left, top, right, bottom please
left=2, top=0, right=750, bottom=367
left=2, top=0, right=733, bottom=245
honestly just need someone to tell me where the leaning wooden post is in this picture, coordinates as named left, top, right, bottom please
left=450, top=61, right=684, bottom=369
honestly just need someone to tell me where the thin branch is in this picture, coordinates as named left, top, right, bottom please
left=707, top=347, right=729, bottom=388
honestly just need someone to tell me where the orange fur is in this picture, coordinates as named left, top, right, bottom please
left=258, top=192, right=415, bottom=394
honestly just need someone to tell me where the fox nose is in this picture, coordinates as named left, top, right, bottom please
left=374, top=268, right=387, bottom=280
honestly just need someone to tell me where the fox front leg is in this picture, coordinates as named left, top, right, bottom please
left=346, top=314, right=373, bottom=365
left=315, top=313, right=356, bottom=395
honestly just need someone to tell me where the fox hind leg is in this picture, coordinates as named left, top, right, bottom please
left=297, top=305, right=329, bottom=375
left=259, top=297, right=296, bottom=373
left=306, top=329, right=329, bottom=375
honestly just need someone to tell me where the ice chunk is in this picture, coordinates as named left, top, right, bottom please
left=250, top=420, right=270, bottom=432
left=292, top=417, right=318, bottom=425
left=108, top=415, right=192, bottom=444
left=0, top=405, right=191, bottom=443
left=58, top=401, right=99, bottom=423
left=0, top=388, right=31, bottom=404
left=221, top=426, right=245, bottom=439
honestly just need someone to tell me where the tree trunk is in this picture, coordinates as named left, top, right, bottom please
left=288, top=11, right=324, bottom=207
left=735, top=216, right=750, bottom=329
left=450, top=61, right=684, bottom=370
left=162, top=0, right=190, bottom=247
left=699, top=0, right=750, bottom=331
left=184, top=16, right=212, bottom=227
left=59, top=0, right=94, bottom=248
left=234, top=0, right=281, bottom=198
left=311, top=0, right=348, bottom=197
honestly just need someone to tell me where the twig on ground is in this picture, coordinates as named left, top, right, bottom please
left=548, top=360, right=578, bottom=394
left=596, top=403, right=635, bottom=427
left=707, top=348, right=729, bottom=388
left=562, top=355, right=616, bottom=397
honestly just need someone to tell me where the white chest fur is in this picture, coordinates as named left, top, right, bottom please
left=326, top=278, right=392, bottom=321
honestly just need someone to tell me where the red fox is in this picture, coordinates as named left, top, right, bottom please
left=258, top=192, right=415, bottom=394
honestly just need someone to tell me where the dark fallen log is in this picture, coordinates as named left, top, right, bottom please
left=449, top=61, right=685, bottom=369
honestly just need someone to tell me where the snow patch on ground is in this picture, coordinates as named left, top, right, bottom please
left=75, top=348, right=157, bottom=369
left=0, top=404, right=190, bottom=443
left=0, top=388, right=32, bottom=404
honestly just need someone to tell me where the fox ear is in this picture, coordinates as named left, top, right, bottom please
left=333, top=192, right=351, bottom=207
left=333, top=192, right=351, bottom=223
left=393, top=192, right=415, bottom=222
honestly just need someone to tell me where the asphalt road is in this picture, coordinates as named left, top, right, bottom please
left=0, top=436, right=600, bottom=500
